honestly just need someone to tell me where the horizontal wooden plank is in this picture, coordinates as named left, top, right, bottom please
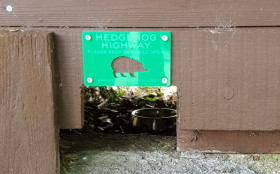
left=177, top=129, right=280, bottom=153
left=52, top=28, right=280, bottom=130
left=1, top=0, right=280, bottom=27
left=177, top=28, right=280, bottom=130
left=6, top=27, right=280, bottom=130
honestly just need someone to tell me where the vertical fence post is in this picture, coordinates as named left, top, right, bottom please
left=0, top=31, right=59, bottom=174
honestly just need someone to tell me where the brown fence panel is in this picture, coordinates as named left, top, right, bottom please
left=0, top=31, right=58, bottom=174
left=177, top=28, right=280, bottom=130
left=0, top=0, right=280, bottom=27
left=24, top=28, right=280, bottom=130
left=177, top=129, right=280, bottom=153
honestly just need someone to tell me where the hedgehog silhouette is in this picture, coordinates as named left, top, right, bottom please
left=111, top=56, right=148, bottom=78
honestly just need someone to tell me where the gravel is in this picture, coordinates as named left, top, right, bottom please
left=60, top=133, right=280, bottom=174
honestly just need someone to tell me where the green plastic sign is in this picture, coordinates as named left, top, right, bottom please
left=82, top=31, right=171, bottom=86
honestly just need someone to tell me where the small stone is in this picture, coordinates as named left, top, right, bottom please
left=253, top=156, right=260, bottom=161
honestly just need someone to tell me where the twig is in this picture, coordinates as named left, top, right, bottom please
left=97, top=99, right=109, bottom=109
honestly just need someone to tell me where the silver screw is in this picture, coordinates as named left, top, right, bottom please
left=85, top=35, right=91, bottom=41
left=161, top=35, right=168, bottom=41
left=87, top=77, right=93, bottom=83
left=6, top=5, right=13, bottom=12
left=162, top=78, right=168, bottom=84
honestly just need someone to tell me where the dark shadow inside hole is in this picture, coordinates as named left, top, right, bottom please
left=72, top=86, right=177, bottom=135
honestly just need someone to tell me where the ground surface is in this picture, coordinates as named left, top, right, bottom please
left=60, top=133, right=280, bottom=174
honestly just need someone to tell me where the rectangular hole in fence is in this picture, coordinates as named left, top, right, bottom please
left=59, top=86, right=177, bottom=172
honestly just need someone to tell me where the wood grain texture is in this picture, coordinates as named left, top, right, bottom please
left=52, top=29, right=84, bottom=129
left=0, top=0, right=280, bottom=27
left=177, top=28, right=280, bottom=130
left=0, top=31, right=59, bottom=174
left=9, top=27, right=280, bottom=130
left=177, top=129, right=280, bottom=153
left=49, top=28, right=280, bottom=130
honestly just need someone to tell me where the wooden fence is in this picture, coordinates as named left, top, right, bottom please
left=1, top=1, right=280, bottom=173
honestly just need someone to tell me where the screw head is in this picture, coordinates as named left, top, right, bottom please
left=162, top=78, right=168, bottom=84
left=87, top=77, right=93, bottom=83
left=6, top=5, right=13, bottom=12
left=161, top=35, right=168, bottom=41
left=85, top=35, right=91, bottom=41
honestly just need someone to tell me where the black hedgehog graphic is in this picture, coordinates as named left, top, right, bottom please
left=111, top=56, right=148, bottom=78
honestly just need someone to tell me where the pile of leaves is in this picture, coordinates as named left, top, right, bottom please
left=79, top=87, right=177, bottom=135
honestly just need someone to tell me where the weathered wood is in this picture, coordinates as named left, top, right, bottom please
left=52, top=29, right=84, bottom=129
left=5, top=28, right=280, bottom=130
left=177, top=129, right=280, bottom=153
left=35, top=28, right=280, bottom=130
left=177, top=28, right=280, bottom=130
left=0, top=31, right=58, bottom=174
left=0, top=0, right=280, bottom=27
